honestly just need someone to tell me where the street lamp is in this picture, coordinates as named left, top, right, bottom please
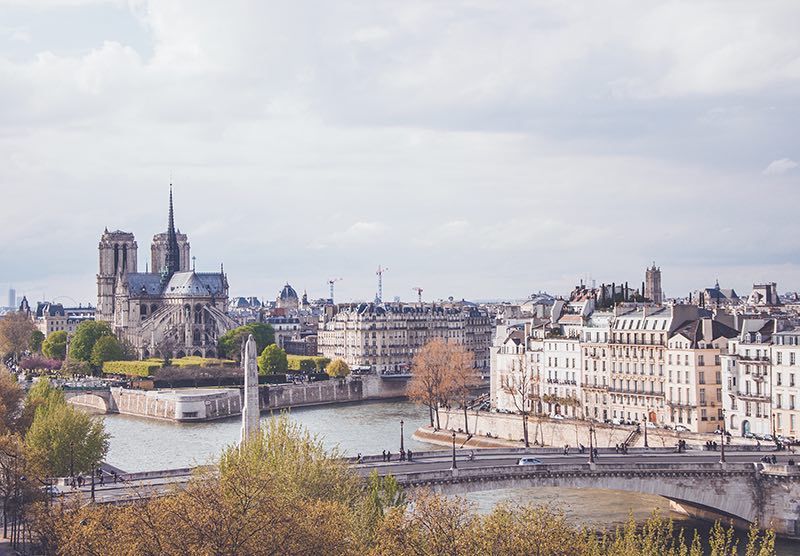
left=720, top=409, right=727, bottom=464
left=451, top=432, right=457, bottom=470
left=400, top=419, right=405, bottom=455
left=588, top=423, right=595, bottom=464
left=643, top=417, right=649, bottom=448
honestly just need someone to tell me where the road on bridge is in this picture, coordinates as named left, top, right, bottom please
left=60, top=447, right=792, bottom=505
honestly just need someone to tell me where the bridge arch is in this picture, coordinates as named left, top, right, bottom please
left=399, top=465, right=761, bottom=526
left=64, top=391, right=111, bottom=414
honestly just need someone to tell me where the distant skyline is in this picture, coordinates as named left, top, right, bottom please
left=1, top=1, right=798, bottom=304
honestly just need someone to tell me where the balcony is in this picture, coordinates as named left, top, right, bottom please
left=736, top=391, right=770, bottom=402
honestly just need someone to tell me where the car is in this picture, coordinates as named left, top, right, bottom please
left=42, top=484, right=61, bottom=497
left=744, top=432, right=755, bottom=439
left=675, top=425, right=690, bottom=432
left=713, top=429, right=723, bottom=435
left=763, top=434, right=774, bottom=442
left=646, top=422, right=657, bottom=429
left=552, top=414, right=565, bottom=421
left=611, top=418, right=623, bottom=425
left=517, top=457, right=543, bottom=466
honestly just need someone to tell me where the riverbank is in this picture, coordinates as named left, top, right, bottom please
left=427, top=408, right=766, bottom=450
left=412, top=426, right=521, bottom=448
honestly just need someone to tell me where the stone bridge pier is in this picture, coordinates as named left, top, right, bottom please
left=394, top=462, right=800, bottom=539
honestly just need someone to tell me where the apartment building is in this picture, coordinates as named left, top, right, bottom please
left=771, top=328, right=800, bottom=439
left=664, top=318, right=737, bottom=432
left=722, top=319, right=774, bottom=437
left=317, top=302, right=492, bottom=374
left=581, top=311, right=612, bottom=421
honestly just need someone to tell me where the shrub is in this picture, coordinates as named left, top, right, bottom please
left=102, top=361, right=162, bottom=378
left=287, top=355, right=331, bottom=372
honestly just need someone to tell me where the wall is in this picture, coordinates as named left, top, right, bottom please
left=263, top=379, right=362, bottom=409
left=359, top=374, right=408, bottom=399
left=438, top=408, right=749, bottom=448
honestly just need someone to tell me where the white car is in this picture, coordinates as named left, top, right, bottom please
left=517, top=457, right=543, bottom=466
left=552, top=414, right=565, bottom=421
left=675, top=425, right=690, bottom=432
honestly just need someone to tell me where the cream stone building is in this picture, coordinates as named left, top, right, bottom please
left=664, top=318, right=737, bottom=433
left=96, top=187, right=236, bottom=359
left=771, top=328, right=800, bottom=440
left=317, top=302, right=492, bottom=374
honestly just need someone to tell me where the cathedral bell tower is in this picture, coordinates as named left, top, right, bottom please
left=97, top=229, right=138, bottom=322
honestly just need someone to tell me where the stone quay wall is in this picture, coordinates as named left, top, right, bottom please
left=437, top=408, right=758, bottom=449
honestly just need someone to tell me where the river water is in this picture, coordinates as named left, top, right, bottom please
left=101, top=400, right=799, bottom=554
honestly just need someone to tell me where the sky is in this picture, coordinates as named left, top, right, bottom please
left=0, top=0, right=798, bottom=306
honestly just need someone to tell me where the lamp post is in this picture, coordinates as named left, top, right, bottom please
left=643, top=417, right=649, bottom=448
left=720, top=409, right=727, bottom=464
left=589, top=423, right=595, bottom=464
left=400, top=419, right=405, bottom=455
left=451, top=432, right=457, bottom=470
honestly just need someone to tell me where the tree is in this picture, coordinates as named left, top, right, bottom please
left=30, top=330, right=45, bottom=353
left=89, top=336, right=124, bottom=369
left=500, top=353, right=533, bottom=447
left=257, top=344, right=288, bottom=375
left=408, top=339, right=457, bottom=430
left=69, top=321, right=113, bottom=363
left=218, top=323, right=275, bottom=362
left=0, top=312, right=37, bottom=364
left=447, top=346, right=479, bottom=435
left=326, top=359, right=351, bottom=378
left=0, top=372, right=25, bottom=434
left=42, top=331, right=68, bottom=361
left=25, top=398, right=109, bottom=477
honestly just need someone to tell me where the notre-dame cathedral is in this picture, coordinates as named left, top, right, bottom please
left=96, top=187, right=236, bottom=359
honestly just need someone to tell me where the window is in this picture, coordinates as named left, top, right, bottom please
left=698, top=355, right=705, bottom=366
left=699, top=390, right=706, bottom=404
left=777, top=394, right=783, bottom=408
left=792, top=353, right=796, bottom=366
left=777, top=352, right=783, bottom=365
left=777, top=373, right=782, bottom=386
left=699, top=371, right=705, bottom=385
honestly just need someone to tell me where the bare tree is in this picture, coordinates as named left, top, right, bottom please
left=0, top=312, right=37, bottom=365
left=500, top=353, right=533, bottom=447
left=408, top=339, right=455, bottom=430
left=448, top=346, right=479, bottom=435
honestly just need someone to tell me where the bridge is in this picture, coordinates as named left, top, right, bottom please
left=63, top=386, right=114, bottom=413
left=60, top=447, right=800, bottom=538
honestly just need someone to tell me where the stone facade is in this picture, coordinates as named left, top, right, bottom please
left=317, top=302, right=492, bottom=374
left=96, top=187, right=236, bottom=359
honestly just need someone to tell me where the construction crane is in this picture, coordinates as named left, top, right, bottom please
left=412, top=287, right=423, bottom=304
left=375, top=265, right=388, bottom=303
left=327, top=278, right=342, bottom=303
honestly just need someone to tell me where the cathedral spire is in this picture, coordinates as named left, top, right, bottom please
left=163, top=183, right=180, bottom=280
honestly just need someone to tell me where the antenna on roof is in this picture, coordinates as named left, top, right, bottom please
left=192, top=256, right=196, bottom=272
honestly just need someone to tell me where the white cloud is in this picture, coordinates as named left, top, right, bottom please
left=763, top=158, right=798, bottom=176
left=1, top=1, right=799, bottom=302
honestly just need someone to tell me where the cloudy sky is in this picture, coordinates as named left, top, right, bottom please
left=1, top=0, right=798, bottom=305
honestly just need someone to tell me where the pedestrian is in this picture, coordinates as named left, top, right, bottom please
left=357, top=453, right=362, bottom=464
left=615, top=444, right=619, bottom=453
left=99, top=473, right=104, bottom=486
left=112, top=471, right=117, bottom=484
left=400, top=450, right=406, bottom=462
left=407, top=449, right=413, bottom=462
left=772, top=455, right=778, bottom=464
left=593, top=448, right=598, bottom=459
left=387, top=451, right=391, bottom=462
left=382, top=450, right=386, bottom=462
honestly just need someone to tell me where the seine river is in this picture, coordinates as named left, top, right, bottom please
left=101, top=400, right=798, bottom=554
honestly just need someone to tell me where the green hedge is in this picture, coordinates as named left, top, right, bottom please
left=287, top=355, right=330, bottom=371
left=145, top=356, right=237, bottom=368
left=102, top=361, right=162, bottom=377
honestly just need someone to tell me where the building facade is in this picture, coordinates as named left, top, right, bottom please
left=317, top=302, right=492, bottom=374
left=96, top=187, right=236, bottom=359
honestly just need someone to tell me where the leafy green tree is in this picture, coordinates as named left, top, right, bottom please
left=0, top=312, right=37, bottom=363
left=90, top=336, right=124, bottom=369
left=42, top=331, right=68, bottom=361
left=69, top=321, right=114, bottom=363
left=257, top=344, right=288, bottom=375
left=25, top=398, right=109, bottom=477
left=30, top=330, right=45, bottom=353
left=315, top=357, right=331, bottom=371
left=326, top=359, right=351, bottom=378
left=218, top=323, right=275, bottom=361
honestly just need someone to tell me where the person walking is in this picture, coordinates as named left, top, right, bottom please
left=407, top=449, right=413, bottom=462
left=382, top=450, right=386, bottom=462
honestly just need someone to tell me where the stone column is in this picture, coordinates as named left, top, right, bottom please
left=240, top=334, right=260, bottom=445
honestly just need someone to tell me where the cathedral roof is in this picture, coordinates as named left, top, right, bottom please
left=127, top=273, right=163, bottom=296
left=165, top=272, right=225, bottom=297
